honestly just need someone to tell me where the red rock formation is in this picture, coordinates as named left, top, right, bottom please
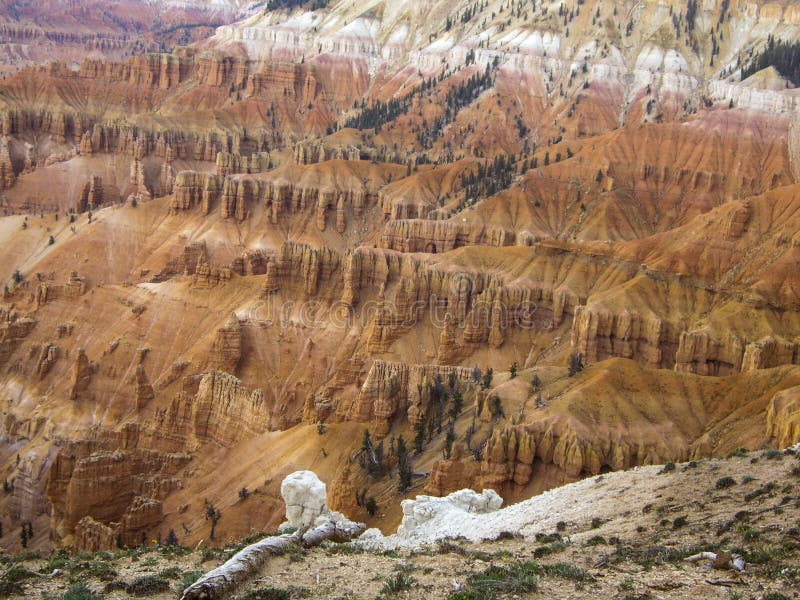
left=134, top=365, right=155, bottom=411
left=69, top=348, right=92, bottom=401
left=0, top=137, right=15, bottom=190
left=171, top=172, right=223, bottom=214
left=35, top=343, right=59, bottom=378
left=571, top=306, right=675, bottom=369
left=381, top=220, right=515, bottom=253
left=154, top=371, right=269, bottom=447
left=77, top=175, right=104, bottom=212
left=0, top=309, right=36, bottom=367
left=346, top=360, right=472, bottom=426
left=425, top=455, right=480, bottom=496
left=766, top=386, right=800, bottom=449
left=207, top=314, right=242, bottom=374
left=75, top=516, right=116, bottom=552
left=2, top=0, right=800, bottom=553
left=36, top=272, right=87, bottom=307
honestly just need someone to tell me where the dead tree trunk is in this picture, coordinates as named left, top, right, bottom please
left=180, top=518, right=366, bottom=600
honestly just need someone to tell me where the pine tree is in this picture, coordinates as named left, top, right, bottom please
left=482, top=367, right=493, bottom=389
left=443, top=422, right=456, bottom=459
left=448, top=390, right=463, bottom=421
left=365, top=497, right=378, bottom=517
left=568, top=352, right=584, bottom=377
left=165, top=529, right=179, bottom=546
left=413, top=417, right=426, bottom=453
left=205, top=502, right=221, bottom=541
left=396, top=436, right=412, bottom=493
left=531, top=373, right=542, bottom=392
left=490, top=396, right=503, bottom=420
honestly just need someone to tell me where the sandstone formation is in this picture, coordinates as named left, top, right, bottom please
left=134, top=365, right=156, bottom=411
left=68, top=349, right=91, bottom=401
left=207, top=314, right=242, bottom=374
left=154, top=371, right=269, bottom=448
left=0, top=0, right=799, bottom=554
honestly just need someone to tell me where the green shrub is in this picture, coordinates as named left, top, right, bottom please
left=737, top=524, right=760, bottom=541
left=157, top=566, right=182, bottom=580
left=539, top=563, right=594, bottom=582
left=715, top=476, right=736, bottom=489
left=448, top=590, right=484, bottom=600
left=87, top=560, right=117, bottom=581
left=198, top=547, right=223, bottom=563
left=450, top=562, right=539, bottom=599
left=324, top=543, right=365, bottom=555
left=60, top=583, right=101, bottom=600
left=381, top=572, right=416, bottom=594
left=127, top=574, right=170, bottom=596
left=178, top=569, right=203, bottom=592
left=236, top=588, right=290, bottom=600
left=4, top=565, right=38, bottom=583
left=532, top=540, right=571, bottom=558
left=104, top=580, right=129, bottom=592
left=585, top=535, right=607, bottom=546
left=0, top=581, right=22, bottom=596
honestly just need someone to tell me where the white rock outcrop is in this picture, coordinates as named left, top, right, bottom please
left=397, top=489, right=503, bottom=539
left=357, top=465, right=672, bottom=550
left=280, top=470, right=335, bottom=530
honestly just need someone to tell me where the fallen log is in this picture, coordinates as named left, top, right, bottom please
left=180, top=518, right=366, bottom=600
left=684, top=551, right=745, bottom=572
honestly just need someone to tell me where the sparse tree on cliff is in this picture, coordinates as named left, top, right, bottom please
left=205, top=501, right=222, bottom=541
left=482, top=367, right=493, bottom=390
left=509, top=361, right=518, bottom=379
left=471, top=365, right=481, bottom=383
left=448, top=390, right=463, bottom=421
left=360, top=428, right=382, bottom=476
left=443, top=422, right=456, bottom=459
left=365, top=497, right=378, bottom=517
left=20, top=524, right=27, bottom=548
left=165, top=528, right=179, bottom=546
left=568, top=352, right=584, bottom=377
left=413, top=417, right=426, bottom=453
left=396, top=435, right=412, bottom=493
left=490, top=396, right=504, bottom=421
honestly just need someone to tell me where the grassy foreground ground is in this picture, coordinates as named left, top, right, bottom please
left=1, top=447, right=799, bottom=600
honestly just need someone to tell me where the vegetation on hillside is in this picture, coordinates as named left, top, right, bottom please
left=742, top=36, right=800, bottom=85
